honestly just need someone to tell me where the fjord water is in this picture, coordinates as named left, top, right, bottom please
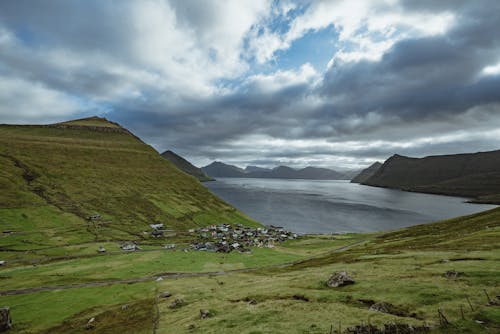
left=205, top=178, right=496, bottom=234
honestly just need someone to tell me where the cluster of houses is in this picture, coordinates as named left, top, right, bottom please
left=189, top=224, right=298, bottom=253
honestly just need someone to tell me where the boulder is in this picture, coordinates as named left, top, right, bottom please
left=369, top=302, right=390, bottom=313
left=326, top=271, right=355, bottom=287
left=444, top=270, right=460, bottom=279
left=0, top=307, right=12, bottom=332
left=169, top=298, right=184, bottom=309
left=159, top=291, right=172, bottom=298
left=199, top=309, right=213, bottom=319
left=84, top=317, right=95, bottom=330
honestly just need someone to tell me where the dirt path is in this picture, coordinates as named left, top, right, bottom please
left=0, top=239, right=367, bottom=297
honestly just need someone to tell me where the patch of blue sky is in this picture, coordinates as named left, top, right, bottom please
left=14, top=27, right=39, bottom=46
left=273, top=24, right=340, bottom=72
left=219, top=25, right=340, bottom=91
left=266, top=0, right=309, bottom=35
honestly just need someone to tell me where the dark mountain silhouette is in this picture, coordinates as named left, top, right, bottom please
left=245, top=165, right=272, bottom=173
left=202, top=162, right=347, bottom=180
left=161, top=150, right=213, bottom=182
left=362, top=150, right=500, bottom=204
left=202, top=161, right=246, bottom=177
left=351, top=162, right=382, bottom=183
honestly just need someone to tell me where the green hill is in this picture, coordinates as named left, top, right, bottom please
left=0, top=117, right=256, bottom=252
left=160, top=150, right=213, bottom=182
left=363, top=151, right=500, bottom=204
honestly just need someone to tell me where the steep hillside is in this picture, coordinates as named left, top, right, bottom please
left=202, top=161, right=246, bottom=177
left=351, top=161, right=382, bottom=183
left=363, top=151, right=500, bottom=204
left=0, top=117, right=256, bottom=251
left=160, top=150, right=213, bottom=182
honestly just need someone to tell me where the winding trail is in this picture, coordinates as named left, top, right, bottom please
left=0, top=239, right=366, bottom=297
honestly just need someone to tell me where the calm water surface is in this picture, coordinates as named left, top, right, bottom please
left=205, top=178, right=496, bottom=234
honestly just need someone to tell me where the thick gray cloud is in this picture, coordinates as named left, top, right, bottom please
left=0, top=0, right=499, bottom=169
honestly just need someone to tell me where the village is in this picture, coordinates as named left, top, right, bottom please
left=189, top=224, right=299, bottom=253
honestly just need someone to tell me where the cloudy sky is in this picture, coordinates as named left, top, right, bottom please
left=1, top=0, right=499, bottom=170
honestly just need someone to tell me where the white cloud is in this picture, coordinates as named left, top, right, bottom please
left=481, top=61, right=500, bottom=76
left=0, top=76, right=81, bottom=123
left=249, top=0, right=455, bottom=65
left=244, top=63, right=318, bottom=93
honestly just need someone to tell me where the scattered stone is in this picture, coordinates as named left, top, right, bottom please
left=159, top=291, right=172, bottom=298
left=151, top=229, right=164, bottom=238
left=0, top=307, right=12, bottom=332
left=383, top=323, right=429, bottom=333
left=199, top=309, right=213, bottom=319
left=87, top=214, right=101, bottom=221
left=369, top=302, right=390, bottom=313
left=345, top=323, right=429, bottom=334
left=121, top=305, right=128, bottom=310
left=169, top=298, right=184, bottom=309
left=97, top=246, right=106, bottom=253
left=444, top=270, right=461, bottom=279
left=150, top=223, right=164, bottom=230
left=247, top=299, right=257, bottom=305
left=189, top=224, right=298, bottom=253
left=0, top=261, right=5, bottom=266
left=326, top=271, right=355, bottom=288
left=164, top=244, right=176, bottom=250
left=120, top=242, right=140, bottom=251
left=488, top=295, right=500, bottom=306
left=292, top=294, right=309, bottom=302
left=345, top=324, right=379, bottom=333
left=84, top=317, right=95, bottom=330
left=156, top=277, right=163, bottom=281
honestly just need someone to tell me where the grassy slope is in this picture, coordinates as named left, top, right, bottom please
left=1, top=209, right=499, bottom=333
left=0, top=118, right=257, bottom=261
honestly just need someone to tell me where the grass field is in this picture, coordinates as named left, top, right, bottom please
left=1, top=209, right=499, bottom=333
left=1, top=118, right=499, bottom=333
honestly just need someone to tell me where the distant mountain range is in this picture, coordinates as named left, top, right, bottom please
left=202, top=161, right=348, bottom=180
left=161, top=150, right=213, bottom=182
left=354, top=150, right=500, bottom=204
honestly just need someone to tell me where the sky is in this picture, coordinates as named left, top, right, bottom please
left=1, top=0, right=499, bottom=170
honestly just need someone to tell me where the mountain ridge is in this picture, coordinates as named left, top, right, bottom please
left=362, top=149, right=500, bottom=204
left=160, top=150, right=213, bottom=182
left=202, top=161, right=348, bottom=180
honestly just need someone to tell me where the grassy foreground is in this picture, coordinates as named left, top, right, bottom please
left=1, top=208, right=499, bottom=333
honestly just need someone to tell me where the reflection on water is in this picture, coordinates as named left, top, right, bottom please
left=205, top=178, right=496, bottom=234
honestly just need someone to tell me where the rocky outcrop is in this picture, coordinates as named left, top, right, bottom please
left=0, top=307, right=11, bottom=332
left=326, top=271, right=355, bottom=287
